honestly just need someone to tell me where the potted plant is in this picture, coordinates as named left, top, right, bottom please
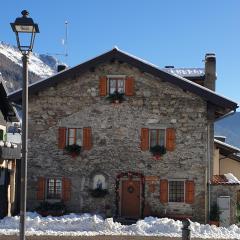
left=36, top=201, right=66, bottom=217
left=150, top=145, right=166, bottom=159
left=106, top=90, right=125, bottom=104
left=209, top=203, right=220, bottom=226
left=65, top=144, right=81, bottom=157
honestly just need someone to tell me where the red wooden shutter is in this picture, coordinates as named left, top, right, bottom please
left=160, top=179, right=168, bottom=203
left=36, top=177, right=45, bottom=200
left=62, top=177, right=71, bottom=201
left=99, top=76, right=107, bottom=96
left=125, top=76, right=134, bottom=96
left=166, top=128, right=175, bottom=151
left=185, top=180, right=195, bottom=204
left=58, top=127, right=66, bottom=149
left=83, top=127, right=92, bottom=150
left=141, top=128, right=149, bottom=151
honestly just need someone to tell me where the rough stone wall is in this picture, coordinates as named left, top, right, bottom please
left=27, top=61, right=208, bottom=222
left=211, top=185, right=240, bottom=224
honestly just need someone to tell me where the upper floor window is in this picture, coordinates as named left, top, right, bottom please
left=150, top=129, right=166, bottom=147
left=99, top=76, right=134, bottom=97
left=46, top=178, right=62, bottom=199
left=58, top=127, right=92, bottom=151
left=67, top=128, right=82, bottom=146
left=109, top=78, right=124, bottom=94
left=141, top=128, right=175, bottom=152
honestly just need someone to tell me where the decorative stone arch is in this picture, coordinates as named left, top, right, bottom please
left=90, top=171, right=108, bottom=190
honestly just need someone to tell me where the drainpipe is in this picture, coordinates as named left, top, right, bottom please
left=207, top=122, right=211, bottom=223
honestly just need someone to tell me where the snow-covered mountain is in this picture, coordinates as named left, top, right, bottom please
left=215, top=112, right=240, bottom=148
left=0, top=41, right=62, bottom=92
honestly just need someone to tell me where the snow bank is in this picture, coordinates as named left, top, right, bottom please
left=0, top=213, right=240, bottom=239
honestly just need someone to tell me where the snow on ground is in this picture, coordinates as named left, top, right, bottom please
left=1, top=213, right=240, bottom=239
left=0, top=42, right=56, bottom=78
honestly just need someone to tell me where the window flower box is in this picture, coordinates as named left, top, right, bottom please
left=106, top=91, right=125, bottom=104
left=65, top=144, right=81, bottom=157
left=150, top=145, right=166, bottom=159
left=89, top=188, right=109, bottom=198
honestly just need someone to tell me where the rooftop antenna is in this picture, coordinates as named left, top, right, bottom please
left=46, top=21, right=69, bottom=64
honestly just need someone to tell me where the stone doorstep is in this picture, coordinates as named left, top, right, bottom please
left=113, top=217, right=138, bottom=225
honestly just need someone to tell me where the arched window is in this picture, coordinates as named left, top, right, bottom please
left=93, top=174, right=107, bottom=190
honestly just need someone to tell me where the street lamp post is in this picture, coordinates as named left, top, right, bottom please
left=11, top=10, right=39, bottom=240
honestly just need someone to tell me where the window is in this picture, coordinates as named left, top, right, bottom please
left=66, top=128, right=82, bottom=146
left=46, top=178, right=62, bottom=199
left=169, top=181, right=184, bottom=202
left=109, top=77, right=124, bottom=94
left=150, top=129, right=165, bottom=147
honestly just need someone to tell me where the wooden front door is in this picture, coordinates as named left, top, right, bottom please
left=121, top=179, right=141, bottom=218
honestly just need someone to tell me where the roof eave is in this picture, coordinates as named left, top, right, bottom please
left=7, top=48, right=239, bottom=115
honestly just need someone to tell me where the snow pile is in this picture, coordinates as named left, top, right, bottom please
left=1, top=213, right=240, bottom=238
left=224, top=173, right=240, bottom=184
left=0, top=42, right=56, bottom=79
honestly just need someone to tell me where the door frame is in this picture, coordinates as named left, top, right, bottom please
left=115, top=172, right=145, bottom=218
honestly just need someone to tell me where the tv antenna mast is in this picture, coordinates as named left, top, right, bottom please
left=47, top=21, right=69, bottom=63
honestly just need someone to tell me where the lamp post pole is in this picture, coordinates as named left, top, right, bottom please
left=10, top=10, right=39, bottom=240
left=20, top=53, right=28, bottom=240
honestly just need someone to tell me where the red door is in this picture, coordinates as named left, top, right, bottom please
left=121, top=179, right=141, bottom=218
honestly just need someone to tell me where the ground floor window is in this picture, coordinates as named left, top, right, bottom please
left=169, top=180, right=184, bottom=202
left=46, top=178, right=62, bottom=199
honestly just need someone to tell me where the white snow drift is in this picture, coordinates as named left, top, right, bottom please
left=1, top=213, right=240, bottom=239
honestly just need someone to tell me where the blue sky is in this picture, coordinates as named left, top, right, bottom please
left=1, top=1, right=240, bottom=108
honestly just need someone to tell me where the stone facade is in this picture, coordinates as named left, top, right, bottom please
left=27, top=61, right=210, bottom=223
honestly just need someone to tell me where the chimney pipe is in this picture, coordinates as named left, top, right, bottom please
left=205, top=53, right=216, bottom=91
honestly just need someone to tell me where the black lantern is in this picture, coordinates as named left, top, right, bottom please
left=10, top=10, right=39, bottom=54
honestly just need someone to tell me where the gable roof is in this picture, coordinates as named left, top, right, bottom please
left=8, top=48, right=238, bottom=118
left=0, top=75, right=19, bottom=122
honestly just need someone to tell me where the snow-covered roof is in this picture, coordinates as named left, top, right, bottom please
left=214, top=138, right=240, bottom=153
left=162, top=68, right=204, bottom=78
left=211, top=173, right=240, bottom=185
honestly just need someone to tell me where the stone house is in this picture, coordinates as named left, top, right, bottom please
left=211, top=136, right=240, bottom=225
left=0, top=79, right=21, bottom=218
left=9, top=48, right=238, bottom=223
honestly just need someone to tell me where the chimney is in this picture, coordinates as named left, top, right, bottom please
left=205, top=53, right=216, bottom=91
left=57, top=64, right=67, bottom=72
